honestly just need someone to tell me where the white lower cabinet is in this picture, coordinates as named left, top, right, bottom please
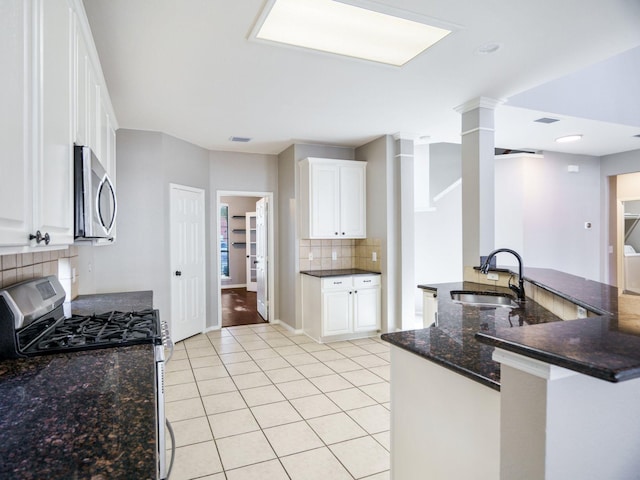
left=302, top=274, right=381, bottom=342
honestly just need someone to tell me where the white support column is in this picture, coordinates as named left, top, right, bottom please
left=455, top=97, right=503, bottom=280
left=394, top=134, right=416, bottom=330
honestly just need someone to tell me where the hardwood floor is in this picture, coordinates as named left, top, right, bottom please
left=221, top=287, right=267, bottom=327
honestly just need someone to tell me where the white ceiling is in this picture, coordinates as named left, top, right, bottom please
left=83, top=0, right=640, bottom=157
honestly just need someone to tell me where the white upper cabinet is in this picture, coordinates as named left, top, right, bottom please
left=0, top=0, right=117, bottom=251
left=0, top=0, right=33, bottom=247
left=299, top=158, right=366, bottom=239
left=34, top=0, right=75, bottom=246
left=73, top=2, right=117, bottom=180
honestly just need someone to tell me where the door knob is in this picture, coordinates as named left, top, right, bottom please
left=175, top=271, right=182, bottom=276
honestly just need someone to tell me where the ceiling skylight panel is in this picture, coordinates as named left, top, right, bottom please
left=252, top=0, right=452, bottom=66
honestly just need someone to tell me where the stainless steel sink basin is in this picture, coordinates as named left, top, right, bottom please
left=450, top=291, right=519, bottom=309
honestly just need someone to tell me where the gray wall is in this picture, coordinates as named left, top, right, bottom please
left=356, top=135, right=398, bottom=332
left=429, top=143, right=462, bottom=199
left=276, top=145, right=296, bottom=329
left=80, top=130, right=278, bottom=332
left=415, top=145, right=603, bottom=290
left=209, top=150, right=278, bottom=326
left=220, top=195, right=261, bottom=286
left=414, top=142, right=464, bottom=293
left=493, top=151, right=602, bottom=280
left=78, top=129, right=210, bottom=328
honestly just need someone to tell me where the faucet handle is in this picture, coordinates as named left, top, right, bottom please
left=479, top=255, right=496, bottom=273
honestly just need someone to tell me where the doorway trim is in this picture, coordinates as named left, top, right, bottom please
left=215, top=190, right=275, bottom=328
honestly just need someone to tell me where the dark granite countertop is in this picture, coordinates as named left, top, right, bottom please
left=522, top=267, right=618, bottom=315
left=475, top=268, right=640, bottom=383
left=69, top=290, right=153, bottom=316
left=476, top=316, right=640, bottom=382
left=388, top=268, right=640, bottom=386
left=0, top=344, right=156, bottom=479
left=382, top=281, right=562, bottom=390
left=300, top=268, right=381, bottom=278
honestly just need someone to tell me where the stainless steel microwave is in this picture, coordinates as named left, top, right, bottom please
left=74, top=145, right=117, bottom=241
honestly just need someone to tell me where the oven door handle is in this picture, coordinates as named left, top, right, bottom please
left=165, top=419, right=176, bottom=479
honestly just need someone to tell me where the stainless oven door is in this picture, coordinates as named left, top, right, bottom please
left=156, top=344, right=175, bottom=479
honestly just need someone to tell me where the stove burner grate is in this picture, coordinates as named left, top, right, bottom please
left=21, top=309, right=161, bottom=354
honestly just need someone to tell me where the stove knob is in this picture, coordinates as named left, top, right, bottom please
left=175, top=271, right=182, bottom=276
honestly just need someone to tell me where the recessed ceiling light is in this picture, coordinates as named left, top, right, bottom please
left=555, top=134, right=583, bottom=143
left=476, top=42, right=501, bottom=55
left=251, top=0, right=453, bottom=67
left=229, top=136, right=252, bottom=143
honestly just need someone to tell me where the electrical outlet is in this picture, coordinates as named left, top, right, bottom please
left=308, top=252, right=313, bottom=261
left=487, top=272, right=499, bottom=281
left=372, top=252, right=377, bottom=262
left=576, top=306, right=587, bottom=318
left=332, top=251, right=337, bottom=261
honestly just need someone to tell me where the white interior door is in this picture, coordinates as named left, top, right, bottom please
left=256, top=198, right=268, bottom=320
left=246, top=212, right=257, bottom=292
left=170, top=184, right=206, bottom=342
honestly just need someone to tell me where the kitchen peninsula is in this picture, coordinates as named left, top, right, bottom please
left=382, top=268, right=640, bottom=480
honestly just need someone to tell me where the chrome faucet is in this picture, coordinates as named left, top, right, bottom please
left=480, top=248, right=526, bottom=302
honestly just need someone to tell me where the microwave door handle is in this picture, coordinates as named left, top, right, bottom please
left=106, top=176, right=117, bottom=232
left=96, top=175, right=117, bottom=234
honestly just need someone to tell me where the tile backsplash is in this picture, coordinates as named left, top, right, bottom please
left=0, top=247, right=80, bottom=300
left=299, top=238, right=382, bottom=273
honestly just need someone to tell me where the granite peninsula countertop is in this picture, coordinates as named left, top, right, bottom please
left=0, top=345, right=156, bottom=479
left=382, top=268, right=640, bottom=388
left=382, top=281, right=562, bottom=389
left=300, top=268, right=381, bottom=278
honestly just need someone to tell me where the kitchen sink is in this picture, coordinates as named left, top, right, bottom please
left=450, top=291, right=519, bottom=309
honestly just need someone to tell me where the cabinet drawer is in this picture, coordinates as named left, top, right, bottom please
left=354, top=275, right=380, bottom=288
left=322, top=277, right=353, bottom=290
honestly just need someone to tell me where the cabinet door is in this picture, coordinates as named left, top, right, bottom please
left=0, top=0, right=32, bottom=246
left=74, top=19, right=89, bottom=146
left=34, top=0, right=74, bottom=246
left=87, top=67, right=98, bottom=153
left=353, top=287, right=381, bottom=332
left=98, top=97, right=109, bottom=166
left=310, top=163, right=340, bottom=238
left=322, top=289, right=352, bottom=336
left=339, top=163, right=366, bottom=238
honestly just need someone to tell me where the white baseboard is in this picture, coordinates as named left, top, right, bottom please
left=204, top=324, right=221, bottom=333
left=271, top=318, right=303, bottom=335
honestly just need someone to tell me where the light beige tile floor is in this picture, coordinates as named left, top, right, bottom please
left=165, top=323, right=391, bottom=480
